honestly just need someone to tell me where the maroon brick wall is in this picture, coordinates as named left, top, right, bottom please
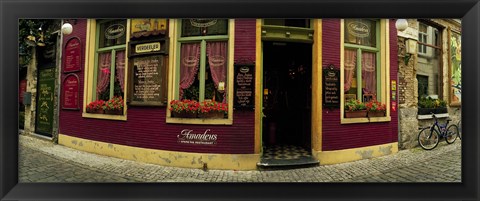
left=59, top=19, right=256, bottom=154
left=321, top=19, right=399, bottom=151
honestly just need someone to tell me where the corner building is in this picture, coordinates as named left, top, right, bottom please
left=58, top=19, right=398, bottom=170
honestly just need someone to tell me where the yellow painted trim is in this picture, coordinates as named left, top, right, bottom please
left=59, top=134, right=260, bottom=170
left=254, top=19, right=262, bottom=154
left=340, top=19, right=391, bottom=124
left=165, top=19, right=234, bottom=125
left=311, top=19, right=322, bottom=152
left=82, top=19, right=129, bottom=121
left=166, top=19, right=176, bottom=119
left=313, top=142, right=398, bottom=165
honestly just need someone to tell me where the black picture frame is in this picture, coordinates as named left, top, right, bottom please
left=2, top=1, right=479, bottom=201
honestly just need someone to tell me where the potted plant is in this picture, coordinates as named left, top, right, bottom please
left=365, top=100, right=386, bottom=117
left=86, top=100, right=105, bottom=114
left=104, top=96, right=124, bottom=115
left=418, top=97, right=447, bottom=115
left=198, top=100, right=228, bottom=119
left=169, top=99, right=200, bottom=118
left=435, top=99, right=448, bottom=114
left=344, top=99, right=367, bottom=118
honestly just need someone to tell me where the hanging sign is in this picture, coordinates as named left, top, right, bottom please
left=323, top=65, right=340, bottom=108
left=62, top=74, right=80, bottom=110
left=105, top=24, right=125, bottom=39
left=234, top=64, right=255, bottom=110
left=131, top=19, right=167, bottom=38
left=63, top=37, right=82, bottom=73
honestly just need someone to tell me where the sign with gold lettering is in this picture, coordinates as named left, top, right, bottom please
left=234, top=64, right=255, bottom=110
left=323, top=65, right=340, bottom=108
left=35, top=68, right=55, bottom=136
left=62, top=74, right=80, bottom=110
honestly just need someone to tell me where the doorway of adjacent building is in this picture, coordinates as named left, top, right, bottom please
left=261, top=41, right=314, bottom=166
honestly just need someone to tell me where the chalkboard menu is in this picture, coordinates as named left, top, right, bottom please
left=63, top=37, right=82, bottom=73
left=323, top=66, right=340, bottom=108
left=129, top=55, right=167, bottom=106
left=35, top=68, right=55, bottom=136
left=62, top=74, right=80, bottom=110
left=234, top=64, right=255, bottom=110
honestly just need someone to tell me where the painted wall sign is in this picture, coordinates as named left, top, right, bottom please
left=35, top=68, right=55, bottom=136
left=234, top=64, right=255, bottom=110
left=347, top=21, right=370, bottom=38
left=62, top=74, right=80, bottom=110
left=129, top=55, right=166, bottom=106
left=323, top=65, right=340, bottom=108
left=135, top=42, right=161, bottom=53
left=177, top=129, right=217, bottom=145
left=105, top=24, right=125, bottom=40
left=131, top=19, right=167, bottom=38
left=63, top=37, right=82, bottom=73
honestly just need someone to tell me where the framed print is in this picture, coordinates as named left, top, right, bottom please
left=3, top=1, right=479, bottom=201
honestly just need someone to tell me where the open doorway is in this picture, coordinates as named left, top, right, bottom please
left=261, top=41, right=313, bottom=164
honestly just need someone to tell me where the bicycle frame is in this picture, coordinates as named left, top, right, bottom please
left=427, top=115, right=449, bottom=138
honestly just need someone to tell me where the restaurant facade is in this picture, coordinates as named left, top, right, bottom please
left=57, top=19, right=399, bottom=170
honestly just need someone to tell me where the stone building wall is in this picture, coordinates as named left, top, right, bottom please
left=398, top=19, right=462, bottom=150
left=23, top=48, right=38, bottom=136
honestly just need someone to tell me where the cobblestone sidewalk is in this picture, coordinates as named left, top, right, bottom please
left=19, top=134, right=461, bottom=182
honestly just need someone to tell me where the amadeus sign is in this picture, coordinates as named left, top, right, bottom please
left=347, top=21, right=370, bottom=38
left=177, top=129, right=218, bottom=145
left=105, top=24, right=125, bottom=39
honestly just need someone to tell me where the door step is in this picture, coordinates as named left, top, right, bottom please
left=257, top=156, right=319, bottom=170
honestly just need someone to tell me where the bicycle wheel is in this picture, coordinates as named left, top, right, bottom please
left=445, top=124, right=459, bottom=144
left=418, top=128, right=440, bottom=150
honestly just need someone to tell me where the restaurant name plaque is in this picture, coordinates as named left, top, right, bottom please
left=131, top=55, right=166, bottom=106
left=323, top=66, right=340, bottom=108
left=234, top=64, right=255, bottom=110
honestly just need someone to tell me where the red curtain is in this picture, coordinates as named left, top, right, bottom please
left=344, top=49, right=357, bottom=92
left=115, top=51, right=125, bottom=92
left=206, top=41, right=228, bottom=103
left=179, top=43, right=201, bottom=99
left=362, top=52, right=376, bottom=96
left=97, top=52, right=111, bottom=98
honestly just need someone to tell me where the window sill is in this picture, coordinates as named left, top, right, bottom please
left=82, top=112, right=127, bottom=121
left=341, top=116, right=391, bottom=124
left=166, top=117, right=233, bottom=125
left=417, top=113, right=449, bottom=120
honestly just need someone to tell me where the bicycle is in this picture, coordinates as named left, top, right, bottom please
left=417, top=113, right=459, bottom=150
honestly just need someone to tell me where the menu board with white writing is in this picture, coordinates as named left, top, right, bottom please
left=323, top=67, right=340, bottom=108
left=62, top=74, right=80, bottom=110
left=130, top=55, right=166, bottom=106
left=63, top=37, right=82, bottom=73
left=234, top=64, right=255, bottom=110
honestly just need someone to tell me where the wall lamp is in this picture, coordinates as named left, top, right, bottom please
left=395, top=19, right=408, bottom=32
left=61, top=19, right=77, bottom=35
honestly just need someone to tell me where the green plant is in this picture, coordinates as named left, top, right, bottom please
left=169, top=99, right=200, bottom=113
left=103, top=96, right=124, bottom=111
left=418, top=97, right=446, bottom=109
left=199, top=100, right=228, bottom=114
left=344, top=99, right=366, bottom=112
left=19, top=19, right=58, bottom=68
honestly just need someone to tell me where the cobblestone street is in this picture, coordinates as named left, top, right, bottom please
left=19, top=134, right=461, bottom=182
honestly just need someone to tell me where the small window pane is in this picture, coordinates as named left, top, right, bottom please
left=99, top=20, right=127, bottom=48
left=179, top=43, right=201, bottom=100
left=361, top=52, right=377, bottom=100
left=181, top=19, right=228, bottom=37
left=344, top=19, right=377, bottom=47
left=97, top=52, right=112, bottom=100
left=344, top=49, right=358, bottom=100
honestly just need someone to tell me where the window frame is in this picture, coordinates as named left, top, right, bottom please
left=82, top=19, right=130, bottom=121
left=340, top=19, right=391, bottom=124
left=166, top=19, right=235, bottom=125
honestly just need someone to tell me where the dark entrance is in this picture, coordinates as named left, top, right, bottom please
left=261, top=41, right=315, bottom=166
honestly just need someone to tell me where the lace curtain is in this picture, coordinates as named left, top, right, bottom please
left=344, top=49, right=356, bottom=92
left=206, top=41, right=227, bottom=103
left=179, top=43, right=201, bottom=99
left=97, top=52, right=111, bottom=98
left=115, top=51, right=125, bottom=92
left=362, top=52, right=376, bottom=96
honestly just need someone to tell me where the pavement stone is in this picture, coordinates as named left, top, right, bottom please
left=19, top=134, right=461, bottom=182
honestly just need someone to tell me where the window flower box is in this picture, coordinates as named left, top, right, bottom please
left=345, top=110, right=367, bottom=118
left=198, top=111, right=225, bottom=119
left=105, top=109, right=123, bottom=115
left=367, top=110, right=385, bottom=117
left=365, top=100, right=386, bottom=118
left=171, top=110, right=198, bottom=118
